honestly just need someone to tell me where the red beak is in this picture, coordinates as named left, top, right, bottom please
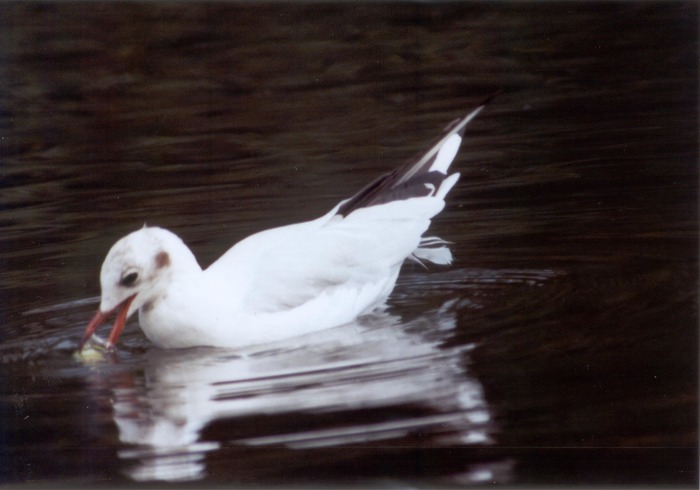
left=80, top=294, right=137, bottom=351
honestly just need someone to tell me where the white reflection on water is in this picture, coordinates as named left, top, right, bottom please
left=105, top=302, right=495, bottom=482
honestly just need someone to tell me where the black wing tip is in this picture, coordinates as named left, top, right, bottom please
left=454, top=90, right=502, bottom=137
left=479, top=89, right=504, bottom=108
left=337, top=93, right=501, bottom=217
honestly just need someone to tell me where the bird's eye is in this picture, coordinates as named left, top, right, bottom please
left=120, top=270, right=139, bottom=287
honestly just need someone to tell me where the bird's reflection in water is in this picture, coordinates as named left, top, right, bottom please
left=107, top=302, right=498, bottom=482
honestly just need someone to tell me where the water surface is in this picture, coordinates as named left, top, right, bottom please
left=1, top=2, right=697, bottom=486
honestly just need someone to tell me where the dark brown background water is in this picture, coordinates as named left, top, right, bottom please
left=0, top=2, right=697, bottom=487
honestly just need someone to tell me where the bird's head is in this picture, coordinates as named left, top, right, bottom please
left=80, top=226, right=196, bottom=351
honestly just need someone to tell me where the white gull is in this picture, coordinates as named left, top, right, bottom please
left=80, top=97, right=494, bottom=350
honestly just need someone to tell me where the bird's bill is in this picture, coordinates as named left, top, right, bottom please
left=80, top=294, right=136, bottom=351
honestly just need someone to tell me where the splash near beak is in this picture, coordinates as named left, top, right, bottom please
left=80, top=294, right=137, bottom=351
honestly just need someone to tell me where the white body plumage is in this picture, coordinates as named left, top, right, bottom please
left=82, top=99, right=492, bottom=350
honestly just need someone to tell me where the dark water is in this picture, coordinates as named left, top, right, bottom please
left=1, top=2, right=697, bottom=487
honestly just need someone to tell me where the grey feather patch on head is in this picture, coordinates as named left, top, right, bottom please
left=155, top=251, right=171, bottom=269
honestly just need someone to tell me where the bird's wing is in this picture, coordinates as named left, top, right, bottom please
left=236, top=196, right=444, bottom=313
left=336, top=94, right=495, bottom=216
left=209, top=97, right=496, bottom=314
